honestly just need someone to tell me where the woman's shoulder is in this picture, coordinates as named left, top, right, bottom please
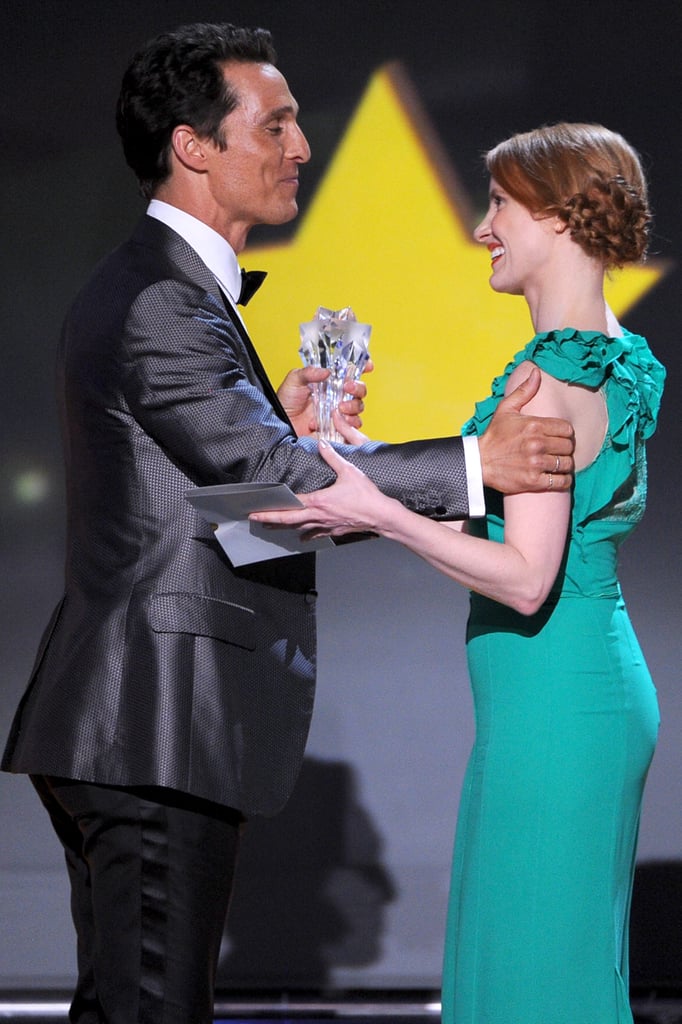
left=503, top=358, right=564, bottom=406
left=461, top=326, right=665, bottom=438
left=529, top=328, right=664, bottom=439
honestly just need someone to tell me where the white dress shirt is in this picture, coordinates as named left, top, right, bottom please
left=146, top=199, right=485, bottom=516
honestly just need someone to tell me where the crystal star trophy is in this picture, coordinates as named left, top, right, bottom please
left=299, top=306, right=372, bottom=442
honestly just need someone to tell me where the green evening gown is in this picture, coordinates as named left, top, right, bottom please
left=441, top=328, right=666, bottom=1024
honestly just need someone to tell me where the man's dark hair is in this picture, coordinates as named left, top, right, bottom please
left=116, top=22, right=277, bottom=199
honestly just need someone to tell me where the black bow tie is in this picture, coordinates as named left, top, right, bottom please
left=238, top=268, right=267, bottom=306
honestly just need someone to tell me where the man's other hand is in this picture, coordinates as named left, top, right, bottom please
left=478, top=366, right=575, bottom=494
left=277, top=363, right=371, bottom=437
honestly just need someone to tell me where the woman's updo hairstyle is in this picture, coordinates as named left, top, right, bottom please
left=485, top=123, right=651, bottom=268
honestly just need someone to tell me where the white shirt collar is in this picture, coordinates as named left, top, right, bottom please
left=146, top=199, right=242, bottom=305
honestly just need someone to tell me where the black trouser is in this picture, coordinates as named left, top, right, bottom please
left=31, top=775, right=244, bottom=1024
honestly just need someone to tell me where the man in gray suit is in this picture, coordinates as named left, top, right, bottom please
left=2, top=22, right=574, bottom=1024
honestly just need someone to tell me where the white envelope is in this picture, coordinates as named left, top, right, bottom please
left=185, top=482, right=333, bottom=566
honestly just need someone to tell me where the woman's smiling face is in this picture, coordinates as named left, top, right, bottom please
left=474, top=179, right=560, bottom=296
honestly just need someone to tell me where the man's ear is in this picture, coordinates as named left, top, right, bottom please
left=170, top=125, right=208, bottom=172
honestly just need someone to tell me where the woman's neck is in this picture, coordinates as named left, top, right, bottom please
left=525, top=253, right=608, bottom=335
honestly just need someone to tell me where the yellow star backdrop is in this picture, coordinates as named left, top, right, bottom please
left=243, top=65, right=664, bottom=442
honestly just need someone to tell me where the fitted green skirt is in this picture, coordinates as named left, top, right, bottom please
left=441, top=593, right=659, bottom=1024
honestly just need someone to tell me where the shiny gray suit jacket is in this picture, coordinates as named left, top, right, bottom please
left=2, top=215, right=470, bottom=816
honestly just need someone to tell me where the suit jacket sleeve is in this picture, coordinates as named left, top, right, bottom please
left=122, top=278, right=470, bottom=520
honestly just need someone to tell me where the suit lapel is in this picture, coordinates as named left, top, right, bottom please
left=133, top=216, right=293, bottom=427
left=217, top=287, right=293, bottom=426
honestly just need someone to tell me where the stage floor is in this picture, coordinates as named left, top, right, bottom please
left=3, top=994, right=682, bottom=1023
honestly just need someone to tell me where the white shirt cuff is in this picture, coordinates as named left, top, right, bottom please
left=462, top=435, right=485, bottom=518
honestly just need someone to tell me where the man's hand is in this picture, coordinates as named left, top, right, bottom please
left=277, top=364, right=371, bottom=438
left=478, top=366, right=575, bottom=493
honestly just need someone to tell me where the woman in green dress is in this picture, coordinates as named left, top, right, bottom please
left=251, top=122, right=665, bottom=1023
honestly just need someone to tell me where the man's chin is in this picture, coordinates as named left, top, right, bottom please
left=278, top=202, right=299, bottom=224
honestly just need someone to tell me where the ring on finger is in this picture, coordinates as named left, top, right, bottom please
left=548, top=473, right=554, bottom=490
left=554, top=455, right=560, bottom=473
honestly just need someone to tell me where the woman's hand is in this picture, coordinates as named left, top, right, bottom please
left=250, top=440, right=396, bottom=538
left=330, top=407, right=369, bottom=446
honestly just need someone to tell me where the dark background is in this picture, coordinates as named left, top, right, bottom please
left=1, top=0, right=680, bottom=994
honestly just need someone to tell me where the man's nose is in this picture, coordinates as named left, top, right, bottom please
left=290, top=123, right=311, bottom=163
